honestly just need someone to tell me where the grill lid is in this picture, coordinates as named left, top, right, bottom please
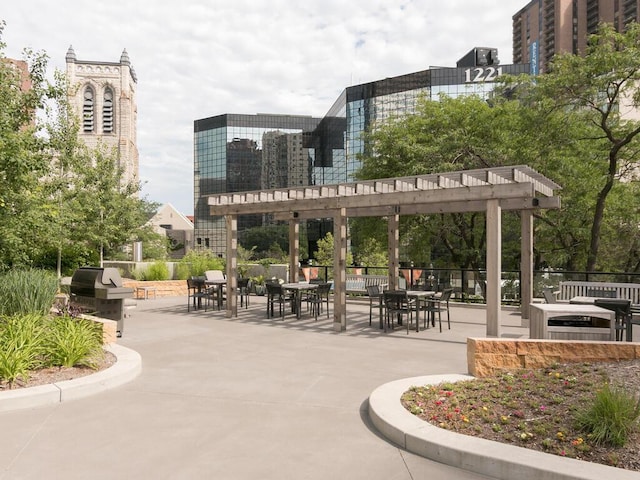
left=71, top=267, right=128, bottom=297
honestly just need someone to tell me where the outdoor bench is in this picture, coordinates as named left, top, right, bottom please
left=558, top=281, right=640, bottom=305
left=345, top=274, right=388, bottom=295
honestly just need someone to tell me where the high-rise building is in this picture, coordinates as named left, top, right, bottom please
left=193, top=114, right=321, bottom=253
left=194, top=53, right=528, bottom=257
left=513, top=0, right=640, bottom=74
left=65, top=47, right=139, bottom=186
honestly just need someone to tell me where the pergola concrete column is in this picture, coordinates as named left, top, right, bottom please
left=225, top=214, right=238, bottom=318
left=333, top=208, right=347, bottom=331
left=388, top=213, right=400, bottom=290
left=520, top=210, right=533, bottom=322
left=486, top=199, right=501, bottom=337
left=289, top=220, right=300, bottom=283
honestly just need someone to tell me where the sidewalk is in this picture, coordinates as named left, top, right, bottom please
left=0, top=296, right=525, bottom=480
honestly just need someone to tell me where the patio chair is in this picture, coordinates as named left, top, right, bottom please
left=307, top=282, right=332, bottom=320
left=542, top=287, right=558, bottom=304
left=266, top=282, right=289, bottom=319
left=422, top=288, right=453, bottom=332
left=366, top=284, right=383, bottom=326
left=238, top=277, right=250, bottom=309
left=629, top=304, right=640, bottom=341
left=204, top=270, right=226, bottom=306
left=204, top=270, right=225, bottom=281
left=383, top=290, right=415, bottom=334
left=187, top=277, right=213, bottom=312
left=594, top=298, right=632, bottom=341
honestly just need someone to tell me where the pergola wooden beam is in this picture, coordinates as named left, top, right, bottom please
left=272, top=196, right=560, bottom=221
left=210, top=183, right=537, bottom=216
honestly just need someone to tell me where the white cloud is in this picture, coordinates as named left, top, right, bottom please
left=2, top=0, right=525, bottom=214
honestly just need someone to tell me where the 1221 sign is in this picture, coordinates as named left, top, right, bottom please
left=464, top=66, right=503, bottom=83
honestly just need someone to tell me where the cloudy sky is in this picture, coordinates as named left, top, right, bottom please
left=2, top=0, right=527, bottom=215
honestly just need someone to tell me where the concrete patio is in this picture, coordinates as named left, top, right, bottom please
left=0, top=295, right=528, bottom=479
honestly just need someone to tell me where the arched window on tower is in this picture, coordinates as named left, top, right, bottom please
left=83, top=86, right=95, bottom=132
left=103, top=87, right=114, bottom=133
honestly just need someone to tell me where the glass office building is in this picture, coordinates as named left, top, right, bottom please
left=194, top=58, right=529, bottom=256
left=194, top=114, right=321, bottom=253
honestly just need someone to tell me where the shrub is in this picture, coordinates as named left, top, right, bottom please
left=0, top=314, right=46, bottom=384
left=178, top=251, right=224, bottom=277
left=144, top=261, right=170, bottom=281
left=0, top=270, right=59, bottom=316
left=43, top=316, right=104, bottom=368
left=130, top=266, right=146, bottom=281
left=574, top=383, right=640, bottom=446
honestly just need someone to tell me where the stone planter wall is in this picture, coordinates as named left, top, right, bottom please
left=122, top=280, right=188, bottom=298
left=77, top=314, right=118, bottom=345
left=468, top=337, right=640, bottom=377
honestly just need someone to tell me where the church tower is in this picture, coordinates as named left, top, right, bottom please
left=65, top=46, right=139, bottom=186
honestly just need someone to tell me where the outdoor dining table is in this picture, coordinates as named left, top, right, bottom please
left=281, top=282, right=319, bottom=319
left=569, top=296, right=613, bottom=304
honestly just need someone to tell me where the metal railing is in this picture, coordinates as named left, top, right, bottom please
left=309, top=265, right=640, bottom=305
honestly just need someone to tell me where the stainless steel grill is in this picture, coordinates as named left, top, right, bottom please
left=70, top=267, right=134, bottom=337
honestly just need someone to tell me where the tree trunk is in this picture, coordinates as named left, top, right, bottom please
left=586, top=160, right=616, bottom=272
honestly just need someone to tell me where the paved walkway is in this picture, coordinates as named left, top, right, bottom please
left=0, top=296, right=527, bottom=480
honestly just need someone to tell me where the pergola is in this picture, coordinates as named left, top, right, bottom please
left=207, top=165, right=561, bottom=336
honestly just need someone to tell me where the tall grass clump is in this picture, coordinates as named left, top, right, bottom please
left=144, top=261, right=170, bottom=281
left=574, top=383, right=640, bottom=446
left=0, top=270, right=59, bottom=316
left=174, top=262, right=191, bottom=280
left=43, top=316, right=104, bottom=368
left=0, top=314, right=46, bottom=384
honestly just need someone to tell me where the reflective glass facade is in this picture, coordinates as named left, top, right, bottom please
left=194, top=63, right=529, bottom=256
left=194, top=114, right=321, bottom=253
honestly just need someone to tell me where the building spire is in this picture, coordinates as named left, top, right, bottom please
left=66, top=45, right=76, bottom=63
left=120, top=48, right=130, bottom=65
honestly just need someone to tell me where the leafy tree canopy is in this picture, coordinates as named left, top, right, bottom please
left=355, top=22, right=640, bottom=273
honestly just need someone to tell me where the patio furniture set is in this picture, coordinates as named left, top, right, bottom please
left=368, top=286, right=453, bottom=334
left=186, top=270, right=454, bottom=333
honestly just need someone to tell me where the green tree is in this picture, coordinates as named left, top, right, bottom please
left=353, top=236, right=388, bottom=268
left=0, top=25, right=162, bottom=272
left=0, top=22, right=53, bottom=268
left=356, top=95, right=529, bottom=276
left=523, top=22, right=640, bottom=271
left=314, top=232, right=353, bottom=267
left=239, top=224, right=289, bottom=258
left=356, top=23, right=640, bottom=274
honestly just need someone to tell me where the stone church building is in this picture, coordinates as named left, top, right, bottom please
left=65, top=46, right=139, bottom=186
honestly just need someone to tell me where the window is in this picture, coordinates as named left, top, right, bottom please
left=83, top=86, right=94, bottom=132
left=103, top=87, right=114, bottom=133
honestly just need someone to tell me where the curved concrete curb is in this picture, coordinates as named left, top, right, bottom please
left=368, top=375, right=637, bottom=480
left=0, top=344, right=141, bottom=413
